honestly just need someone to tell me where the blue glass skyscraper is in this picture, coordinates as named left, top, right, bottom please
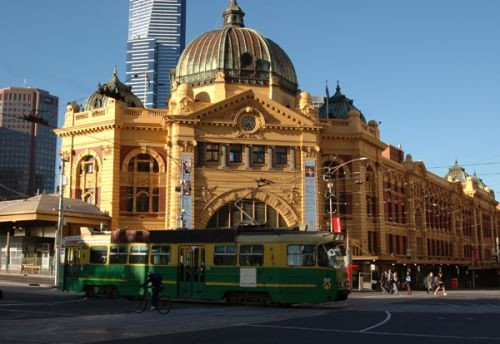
left=126, top=0, right=186, bottom=108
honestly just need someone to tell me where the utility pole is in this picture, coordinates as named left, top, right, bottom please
left=5, top=230, right=10, bottom=272
left=327, top=182, right=334, bottom=232
left=54, top=156, right=67, bottom=287
left=322, top=156, right=368, bottom=290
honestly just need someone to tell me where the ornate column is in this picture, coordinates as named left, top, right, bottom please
left=267, top=146, right=273, bottom=170
left=290, top=147, right=296, bottom=171
left=245, top=145, right=251, bottom=170
left=220, top=145, right=228, bottom=169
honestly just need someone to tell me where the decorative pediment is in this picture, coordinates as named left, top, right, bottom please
left=184, top=90, right=319, bottom=130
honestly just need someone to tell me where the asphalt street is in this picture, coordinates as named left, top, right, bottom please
left=1, top=276, right=499, bottom=344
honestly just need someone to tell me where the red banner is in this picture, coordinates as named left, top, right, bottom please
left=332, top=216, right=342, bottom=233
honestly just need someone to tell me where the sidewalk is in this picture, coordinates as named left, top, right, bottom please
left=0, top=272, right=54, bottom=287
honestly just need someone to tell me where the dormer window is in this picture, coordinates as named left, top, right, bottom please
left=240, top=52, right=253, bottom=69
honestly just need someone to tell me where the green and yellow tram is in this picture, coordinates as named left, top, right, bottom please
left=62, top=228, right=350, bottom=305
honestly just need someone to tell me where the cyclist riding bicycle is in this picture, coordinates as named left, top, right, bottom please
left=140, top=271, right=163, bottom=311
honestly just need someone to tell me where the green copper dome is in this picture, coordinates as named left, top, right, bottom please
left=83, top=68, right=143, bottom=111
left=445, top=160, right=469, bottom=183
left=173, top=0, right=298, bottom=93
left=319, top=82, right=366, bottom=123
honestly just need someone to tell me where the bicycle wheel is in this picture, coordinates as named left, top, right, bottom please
left=156, top=296, right=171, bottom=314
left=132, top=295, right=148, bottom=313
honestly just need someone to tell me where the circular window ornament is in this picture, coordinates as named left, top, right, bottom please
left=241, top=115, right=256, bottom=132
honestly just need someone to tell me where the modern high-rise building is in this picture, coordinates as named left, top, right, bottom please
left=126, top=0, right=186, bottom=108
left=0, top=87, right=58, bottom=200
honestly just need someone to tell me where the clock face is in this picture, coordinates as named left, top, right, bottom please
left=241, top=115, right=256, bottom=131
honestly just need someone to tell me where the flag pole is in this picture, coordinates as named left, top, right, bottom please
left=325, top=80, right=330, bottom=119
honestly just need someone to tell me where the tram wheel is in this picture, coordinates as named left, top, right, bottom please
left=106, top=286, right=118, bottom=299
left=262, top=294, right=273, bottom=307
left=84, top=285, right=97, bottom=298
left=226, top=293, right=239, bottom=306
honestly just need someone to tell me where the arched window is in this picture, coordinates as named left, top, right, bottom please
left=126, top=187, right=159, bottom=213
left=122, top=152, right=164, bottom=214
left=127, top=154, right=159, bottom=173
left=76, top=155, right=100, bottom=206
left=206, top=200, right=286, bottom=229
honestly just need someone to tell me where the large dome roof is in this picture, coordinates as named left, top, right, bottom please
left=174, top=0, right=298, bottom=94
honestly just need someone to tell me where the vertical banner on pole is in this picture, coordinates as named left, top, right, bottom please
left=304, top=159, right=317, bottom=231
left=180, top=154, right=193, bottom=229
left=332, top=216, right=342, bottom=233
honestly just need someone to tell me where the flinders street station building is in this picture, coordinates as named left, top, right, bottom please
left=54, top=1, right=499, bottom=287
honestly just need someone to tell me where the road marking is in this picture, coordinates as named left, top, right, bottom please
left=0, top=308, right=78, bottom=317
left=236, top=323, right=500, bottom=341
left=359, top=311, right=391, bottom=332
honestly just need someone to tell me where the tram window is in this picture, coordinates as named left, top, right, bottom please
left=109, top=245, right=128, bottom=264
left=89, top=246, right=107, bottom=264
left=129, top=245, right=148, bottom=264
left=318, top=244, right=345, bottom=267
left=151, top=245, right=170, bottom=265
left=214, top=245, right=236, bottom=266
left=239, top=245, right=264, bottom=266
left=287, top=245, right=317, bottom=266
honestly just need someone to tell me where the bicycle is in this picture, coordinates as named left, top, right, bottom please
left=132, top=285, right=171, bottom=314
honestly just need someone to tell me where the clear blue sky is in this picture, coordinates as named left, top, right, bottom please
left=1, top=0, right=499, bottom=193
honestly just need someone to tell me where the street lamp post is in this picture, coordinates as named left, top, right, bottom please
left=54, top=156, right=68, bottom=287
left=323, top=156, right=368, bottom=289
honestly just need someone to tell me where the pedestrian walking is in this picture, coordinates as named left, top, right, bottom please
left=380, top=271, right=388, bottom=293
left=426, top=272, right=434, bottom=294
left=392, top=271, right=399, bottom=294
left=434, top=272, right=447, bottom=296
left=405, top=271, right=412, bottom=295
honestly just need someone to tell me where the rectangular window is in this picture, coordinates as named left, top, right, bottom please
left=152, top=188, right=159, bottom=212
left=126, top=187, right=134, bottom=211
left=287, top=245, right=316, bottom=266
left=109, top=245, right=128, bottom=264
left=251, top=146, right=265, bottom=164
left=90, top=246, right=107, bottom=264
left=205, top=144, right=219, bottom=162
left=274, top=147, right=288, bottom=165
left=137, top=161, right=150, bottom=172
left=229, top=144, right=242, bottom=163
left=239, top=245, right=264, bottom=266
left=136, top=187, right=150, bottom=212
left=129, top=245, right=148, bottom=264
left=150, top=245, right=170, bottom=265
left=214, top=245, right=237, bottom=266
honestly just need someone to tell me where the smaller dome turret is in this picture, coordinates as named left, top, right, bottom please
left=319, top=82, right=366, bottom=123
left=445, top=160, right=469, bottom=183
left=83, top=67, right=143, bottom=111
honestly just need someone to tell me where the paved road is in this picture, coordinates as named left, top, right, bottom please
left=1, top=279, right=499, bottom=344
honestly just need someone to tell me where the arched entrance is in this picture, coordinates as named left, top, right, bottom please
left=206, top=199, right=287, bottom=228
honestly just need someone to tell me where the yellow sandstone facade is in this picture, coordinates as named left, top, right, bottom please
left=55, top=1, right=499, bottom=287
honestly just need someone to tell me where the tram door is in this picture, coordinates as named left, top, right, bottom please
left=63, top=247, right=81, bottom=290
left=178, top=246, right=205, bottom=299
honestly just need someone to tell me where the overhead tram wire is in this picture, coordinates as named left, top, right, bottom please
left=430, top=161, right=500, bottom=169
left=0, top=183, right=29, bottom=199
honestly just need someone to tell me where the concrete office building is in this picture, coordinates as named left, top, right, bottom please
left=0, top=87, right=58, bottom=200
left=126, top=0, right=186, bottom=108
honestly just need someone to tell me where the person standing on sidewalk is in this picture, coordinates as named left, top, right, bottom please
left=405, top=271, right=412, bottom=295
